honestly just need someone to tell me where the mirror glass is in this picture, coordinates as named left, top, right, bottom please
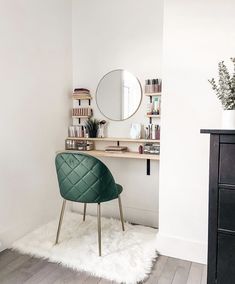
left=96, top=70, right=142, bottom=121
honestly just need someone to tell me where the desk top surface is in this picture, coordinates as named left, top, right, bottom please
left=201, top=129, right=235, bottom=135
left=57, top=150, right=160, bottom=161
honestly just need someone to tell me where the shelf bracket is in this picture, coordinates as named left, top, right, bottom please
left=147, top=159, right=151, bottom=175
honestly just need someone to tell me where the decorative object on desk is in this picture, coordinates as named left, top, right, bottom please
left=85, top=118, right=99, bottom=138
left=68, top=125, right=88, bottom=138
left=145, top=79, right=152, bottom=93
left=156, top=125, right=160, bottom=140
left=73, top=88, right=91, bottom=96
left=65, top=139, right=94, bottom=151
left=12, top=212, right=157, bottom=284
left=96, top=69, right=142, bottom=121
left=65, top=139, right=77, bottom=150
left=130, top=123, right=141, bottom=139
left=97, top=120, right=107, bottom=138
left=75, top=125, right=88, bottom=138
left=72, top=108, right=92, bottom=117
left=138, top=145, right=143, bottom=154
left=77, top=141, right=94, bottom=151
left=105, top=146, right=128, bottom=153
left=145, top=78, right=162, bottom=93
left=68, top=126, right=76, bottom=137
left=145, top=124, right=160, bottom=140
left=153, top=97, right=160, bottom=115
left=144, top=143, right=160, bottom=155
left=209, top=58, right=235, bottom=129
left=146, top=102, right=153, bottom=115
left=146, top=98, right=160, bottom=116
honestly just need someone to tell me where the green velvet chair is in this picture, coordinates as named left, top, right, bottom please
left=54, top=152, right=125, bottom=256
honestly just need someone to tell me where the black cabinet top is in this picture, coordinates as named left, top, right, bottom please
left=201, top=129, right=235, bottom=135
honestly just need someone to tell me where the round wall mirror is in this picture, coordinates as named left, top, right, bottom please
left=96, top=70, right=142, bottom=121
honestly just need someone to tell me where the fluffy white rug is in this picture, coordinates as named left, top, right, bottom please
left=12, top=212, right=157, bottom=284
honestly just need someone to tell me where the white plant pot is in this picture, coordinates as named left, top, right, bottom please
left=222, top=110, right=235, bottom=129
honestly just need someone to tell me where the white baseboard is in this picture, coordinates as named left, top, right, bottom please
left=156, top=232, right=207, bottom=264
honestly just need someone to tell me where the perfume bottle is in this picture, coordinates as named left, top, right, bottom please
left=153, top=98, right=159, bottom=115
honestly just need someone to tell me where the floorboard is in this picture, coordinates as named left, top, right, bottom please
left=0, top=250, right=206, bottom=284
left=24, top=262, right=60, bottom=284
left=200, top=264, right=207, bottom=284
left=83, top=275, right=101, bottom=284
left=145, top=255, right=168, bottom=283
left=157, top=257, right=183, bottom=284
left=53, top=269, right=89, bottom=284
left=172, top=259, right=191, bottom=284
left=186, top=263, right=204, bottom=284
left=0, top=253, right=32, bottom=283
left=0, top=256, right=46, bottom=284
left=0, top=250, right=20, bottom=270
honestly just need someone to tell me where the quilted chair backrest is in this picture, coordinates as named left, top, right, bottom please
left=55, top=152, right=119, bottom=203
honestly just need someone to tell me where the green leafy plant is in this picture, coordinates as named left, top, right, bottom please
left=85, top=118, right=100, bottom=138
left=209, top=58, right=235, bottom=110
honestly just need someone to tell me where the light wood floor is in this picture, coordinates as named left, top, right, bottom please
left=0, top=249, right=207, bottom=284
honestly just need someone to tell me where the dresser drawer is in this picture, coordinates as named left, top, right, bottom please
left=219, top=188, right=235, bottom=231
left=219, top=144, right=235, bottom=185
left=217, top=233, right=235, bottom=284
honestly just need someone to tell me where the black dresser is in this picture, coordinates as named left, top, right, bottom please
left=201, top=129, right=235, bottom=284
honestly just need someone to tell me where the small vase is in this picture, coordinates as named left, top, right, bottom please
left=222, top=110, right=235, bottom=129
left=130, top=123, right=141, bottom=139
left=98, top=125, right=105, bottom=138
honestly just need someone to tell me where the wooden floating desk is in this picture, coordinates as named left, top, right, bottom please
left=63, top=137, right=160, bottom=175
left=62, top=149, right=160, bottom=161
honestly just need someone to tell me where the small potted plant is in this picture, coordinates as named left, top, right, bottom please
left=85, top=118, right=100, bottom=138
left=209, top=58, right=235, bottom=129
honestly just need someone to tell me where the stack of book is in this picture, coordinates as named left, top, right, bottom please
left=73, top=88, right=91, bottom=97
left=104, top=146, right=128, bottom=153
left=72, top=108, right=92, bottom=117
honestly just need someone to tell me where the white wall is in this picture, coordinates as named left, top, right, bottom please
left=157, top=0, right=235, bottom=263
left=1, top=0, right=229, bottom=264
left=0, top=0, right=72, bottom=250
left=72, top=0, right=163, bottom=227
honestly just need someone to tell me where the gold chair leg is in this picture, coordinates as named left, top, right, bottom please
left=55, top=199, right=66, bottom=245
left=83, top=203, right=87, bottom=221
left=118, top=195, right=125, bottom=231
left=97, top=203, right=101, bottom=256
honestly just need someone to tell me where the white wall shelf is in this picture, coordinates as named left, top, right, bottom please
left=72, top=94, right=92, bottom=100
left=145, top=92, right=161, bottom=97
left=146, top=114, right=161, bottom=118
left=72, top=115, right=91, bottom=118
left=66, top=137, right=160, bottom=143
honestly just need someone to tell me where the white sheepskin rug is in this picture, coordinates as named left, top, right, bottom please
left=12, top=212, right=158, bottom=284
